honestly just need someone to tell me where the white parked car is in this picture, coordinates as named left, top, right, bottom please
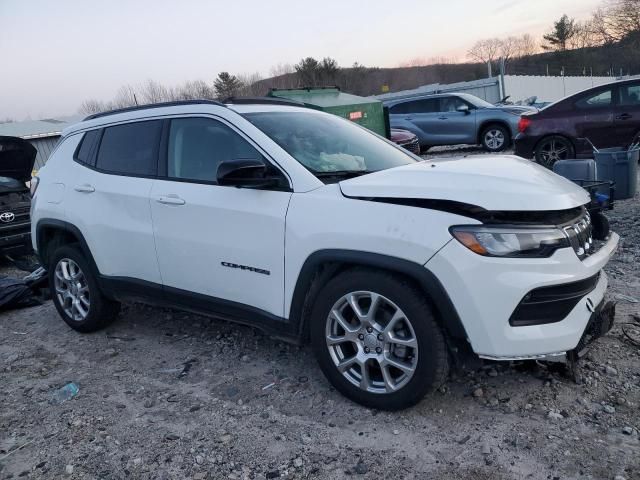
left=31, top=100, right=619, bottom=410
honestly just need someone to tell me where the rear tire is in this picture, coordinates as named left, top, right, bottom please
left=481, top=124, right=510, bottom=152
left=49, top=245, right=120, bottom=333
left=534, top=135, right=575, bottom=169
left=309, top=269, right=449, bottom=410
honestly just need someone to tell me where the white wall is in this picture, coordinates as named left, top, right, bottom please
left=503, top=75, right=637, bottom=104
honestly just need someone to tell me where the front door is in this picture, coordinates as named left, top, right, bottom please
left=149, top=116, right=291, bottom=318
left=614, top=82, right=640, bottom=146
left=434, top=96, right=477, bottom=144
left=572, top=87, right=616, bottom=150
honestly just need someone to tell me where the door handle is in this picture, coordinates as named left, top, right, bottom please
left=156, top=195, right=185, bottom=206
left=438, top=116, right=448, bottom=120
left=74, top=184, right=95, bottom=193
left=404, top=116, right=413, bottom=120
left=616, top=113, right=632, bottom=120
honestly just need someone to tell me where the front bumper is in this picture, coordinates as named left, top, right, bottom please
left=426, top=232, right=619, bottom=359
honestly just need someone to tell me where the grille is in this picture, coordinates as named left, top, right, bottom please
left=0, top=206, right=30, bottom=235
left=563, top=212, right=593, bottom=259
left=400, top=138, right=420, bottom=155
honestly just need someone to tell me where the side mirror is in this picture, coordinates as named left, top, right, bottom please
left=217, top=158, right=279, bottom=188
left=456, top=105, right=471, bottom=115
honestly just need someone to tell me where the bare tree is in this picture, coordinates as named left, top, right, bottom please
left=237, top=72, right=265, bottom=96
left=516, top=34, right=539, bottom=57
left=268, top=63, right=297, bottom=89
left=467, top=38, right=502, bottom=64
left=79, top=99, right=106, bottom=115
left=138, top=80, right=169, bottom=104
left=499, top=36, right=520, bottom=64
left=569, top=20, right=599, bottom=49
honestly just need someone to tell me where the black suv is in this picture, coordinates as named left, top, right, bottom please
left=0, top=136, right=36, bottom=255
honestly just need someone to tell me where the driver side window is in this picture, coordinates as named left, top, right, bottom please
left=167, top=117, right=263, bottom=183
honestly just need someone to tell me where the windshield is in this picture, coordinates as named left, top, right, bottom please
left=244, top=111, right=417, bottom=176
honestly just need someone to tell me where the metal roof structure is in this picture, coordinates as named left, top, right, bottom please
left=0, top=115, right=83, bottom=140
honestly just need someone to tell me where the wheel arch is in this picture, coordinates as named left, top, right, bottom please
left=477, top=120, right=511, bottom=145
left=36, top=219, right=100, bottom=276
left=289, top=250, right=469, bottom=346
left=533, top=133, right=576, bottom=155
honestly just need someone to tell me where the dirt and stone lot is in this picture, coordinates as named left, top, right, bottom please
left=1, top=149, right=639, bottom=480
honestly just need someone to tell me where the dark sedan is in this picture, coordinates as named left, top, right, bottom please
left=515, top=78, right=640, bottom=167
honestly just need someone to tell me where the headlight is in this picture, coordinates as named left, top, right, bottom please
left=450, top=226, right=570, bottom=258
left=30, top=176, right=39, bottom=197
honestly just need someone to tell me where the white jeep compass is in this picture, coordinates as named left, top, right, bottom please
left=31, top=99, right=619, bottom=410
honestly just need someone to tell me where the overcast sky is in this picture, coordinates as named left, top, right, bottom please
left=1, top=0, right=601, bottom=120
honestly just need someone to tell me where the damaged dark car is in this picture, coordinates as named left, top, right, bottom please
left=0, top=136, right=36, bottom=256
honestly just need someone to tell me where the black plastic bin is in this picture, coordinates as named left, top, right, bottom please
left=594, top=147, right=639, bottom=200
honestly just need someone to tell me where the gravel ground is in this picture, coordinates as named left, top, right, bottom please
left=1, top=149, right=639, bottom=480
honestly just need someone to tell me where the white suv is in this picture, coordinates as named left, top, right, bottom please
left=31, top=100, right=619, bottom=410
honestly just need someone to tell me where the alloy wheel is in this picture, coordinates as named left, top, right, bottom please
left=484, top=129, right=505, bottom=150
left=538, top=139, right=570, bottom=168
left=325, top=291, right=418, bottom=394
left=54, top=258, right=90, bottom=321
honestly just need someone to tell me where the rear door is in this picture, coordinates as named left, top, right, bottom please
left=433, top=96, right=477, bottom=144
left=66, top=121, right=162, bottom=283
left=405, top=98, right=443, bottom=145
left=614, top=82, right=640, bottom=146
left=572, top=87, right=616, bottom=149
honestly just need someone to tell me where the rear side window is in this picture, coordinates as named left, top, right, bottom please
left=575, top=89, right=612, bottom=109
left=389, top=99, right=438, bottom=114
left=619, top=84, right=640, bottom=106
left=96, top=120, right=162, bottom=176
left=75, top=129, right=101, bottom=166
left=167, top=117, right=263, bottom=183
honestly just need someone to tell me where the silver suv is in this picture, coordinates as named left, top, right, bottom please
left=385, top=93, right=536, bottom=153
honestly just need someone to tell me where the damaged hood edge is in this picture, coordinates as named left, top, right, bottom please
left=338, top=155, right=590, bottom=212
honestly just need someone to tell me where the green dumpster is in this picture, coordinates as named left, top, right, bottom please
left=268, top=87, right=387, bottom=137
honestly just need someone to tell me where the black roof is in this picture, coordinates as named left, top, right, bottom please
left=223, top=96, right=306, bottom=107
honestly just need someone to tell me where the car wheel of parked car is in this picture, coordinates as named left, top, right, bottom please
left=481, top=125, right=510, bottom=152
left=49, top=245, right=120, bottom=333
left=534, top=136, right=575, bottom=169
left=310, top=269, right=449, bottom=410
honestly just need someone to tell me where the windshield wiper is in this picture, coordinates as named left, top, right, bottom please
left=314, top=170, right=373, bottom=179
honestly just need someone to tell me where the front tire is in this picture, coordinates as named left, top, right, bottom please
left=309, top=269, right=449, bottom=410
left=481, top=124, right=510, bottom=152
left=49, top=245, right=120, bottom=333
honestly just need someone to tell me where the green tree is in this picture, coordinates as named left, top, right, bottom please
left=214, top=72, right=244, bottom=100
left=294, top=57, right=321, bottom=86
left=542, top=14, right=576, bottom=51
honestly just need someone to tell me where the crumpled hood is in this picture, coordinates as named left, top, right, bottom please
left=339, top=155, right=590, bottom=211
left=0, top=136, right=37, bottom=182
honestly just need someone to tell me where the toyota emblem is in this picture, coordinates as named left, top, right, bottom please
left=0, top=212, right=15, bottom=223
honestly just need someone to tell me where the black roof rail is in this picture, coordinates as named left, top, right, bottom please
left=269, top=86, right=341, bottom=92
left=82, top=99, right=225, bottom=121
left=223, top=96, right=306, bottom=107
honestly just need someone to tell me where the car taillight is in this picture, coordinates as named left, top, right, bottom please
left=518, top=117, right=532, bottom=133
left=30, top=176, right=39, bottom=197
